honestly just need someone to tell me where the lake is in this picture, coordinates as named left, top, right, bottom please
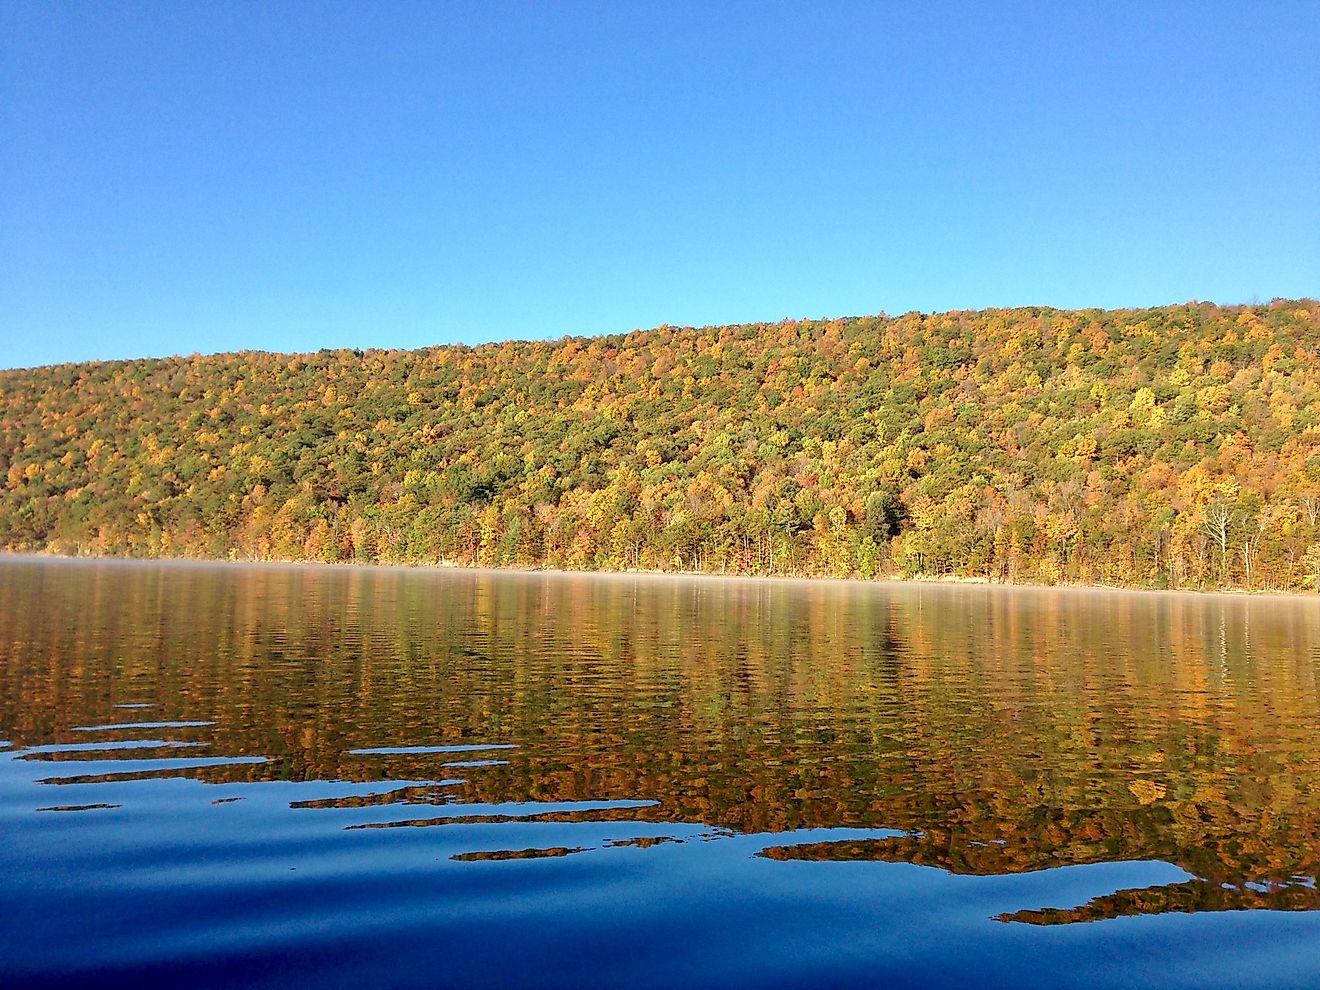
left=1, top=558, right=1318, bottom=988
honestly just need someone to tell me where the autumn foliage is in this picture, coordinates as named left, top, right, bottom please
left=2, top=300, right=1318, bottom=589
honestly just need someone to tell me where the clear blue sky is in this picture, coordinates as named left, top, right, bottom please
left=2, top=1, right=1317, bottom=370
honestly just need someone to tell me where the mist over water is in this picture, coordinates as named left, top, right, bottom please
left=2, top=559, right=1318, bottom=988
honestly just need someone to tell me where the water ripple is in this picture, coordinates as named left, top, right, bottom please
left=347, top=744, right=518, bottom=755
left=72, top=721, right=216, bottom=732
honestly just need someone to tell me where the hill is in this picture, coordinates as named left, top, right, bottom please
left=2, top=301, right=1318, bottom=590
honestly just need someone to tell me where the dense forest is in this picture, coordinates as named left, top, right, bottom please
left=2, top=300, right=1318, bottom=590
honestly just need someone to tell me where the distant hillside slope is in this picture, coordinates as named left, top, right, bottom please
left=2, top=302, right=1318, bottom=589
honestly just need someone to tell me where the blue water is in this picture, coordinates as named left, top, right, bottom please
left=2, top=559, right=1319, bottom=987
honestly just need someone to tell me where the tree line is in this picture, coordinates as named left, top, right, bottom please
left=1, top=300, right=1318, bottom=590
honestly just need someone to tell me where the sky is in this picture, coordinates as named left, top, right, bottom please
left=1, top=1, right=1317, bottom=370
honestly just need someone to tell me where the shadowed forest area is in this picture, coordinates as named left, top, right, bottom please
left=2, top=301, right=1318, bottom=590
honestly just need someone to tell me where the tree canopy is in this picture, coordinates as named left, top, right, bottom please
left=2, top=300, right=1318, bottom=590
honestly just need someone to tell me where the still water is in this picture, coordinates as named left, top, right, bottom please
left=2, top=558, right=1319, bottom=988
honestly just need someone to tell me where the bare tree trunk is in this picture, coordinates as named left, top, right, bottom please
left=1201, top=503, right=1232, bottom=583
left=1301, top=493, right=1320, bottom=528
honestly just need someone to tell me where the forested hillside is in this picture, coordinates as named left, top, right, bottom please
left=2, top=301, right=1318, bottom=590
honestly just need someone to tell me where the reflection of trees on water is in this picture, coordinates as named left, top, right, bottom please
left=2, top=560, right=1319, bottom=925
left=760, top=837, right=1320, bottom=922
left=997, top=879, right=1320, bottom=925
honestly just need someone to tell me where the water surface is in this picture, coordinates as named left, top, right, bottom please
left=2, top=559, right=1318, bottom=987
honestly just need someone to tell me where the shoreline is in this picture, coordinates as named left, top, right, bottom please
left=1, top=550, right=1312, bottom=604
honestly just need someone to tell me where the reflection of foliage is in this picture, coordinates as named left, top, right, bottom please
left=760, top=834, right=1320, bottom=924
left=997, top=879, right=1320, bottom=925
left=451, top=847, right=585, bottom=862
left=2, top=561, right=1319, bottom=928
left=2, top=301, right=1319, bottom=589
